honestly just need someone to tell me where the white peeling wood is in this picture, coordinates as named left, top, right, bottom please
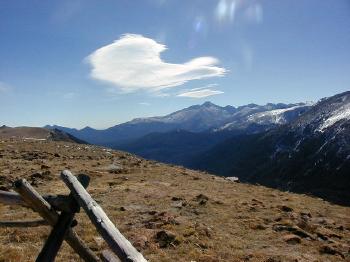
left=61, top=170, right=147, bottom=262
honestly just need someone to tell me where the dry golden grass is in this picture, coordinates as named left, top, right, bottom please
left=0, top=139, right=349, bottom=261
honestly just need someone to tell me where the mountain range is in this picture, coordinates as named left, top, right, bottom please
left=190, top=91, right=350, bottom=204
left=46, top=101, right=312, bottom=146
left=46, top=91, right=350, bottom=205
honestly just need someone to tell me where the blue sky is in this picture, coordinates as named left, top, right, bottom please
left=0, top=0, right=349, bottom=129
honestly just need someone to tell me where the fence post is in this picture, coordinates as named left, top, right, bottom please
left=0, top=190, right=80, bottom=212
left=36, top=175, right=90, bottom=262
left=14, top=179, right=99, bottom=262
left=61, top=170, right=147, bottom=262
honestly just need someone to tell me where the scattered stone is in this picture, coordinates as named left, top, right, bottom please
left=316, top=227, right=342, bottom=240
left=251, top=198, right=264, bottom=206
left=133, top=235, right=149, bottom=250
left=42, top=170, right=51, bottom=177
left=102, top=163, right=125, bottom=174
left=283, top=234, right=301, bottom=244
left=319, top=244, right=344, bottom=258
left=279, top=205, right=293, bottom=212
left=213, top=200, right=224, bottom=205
left=195, top=223, right=213, bottom=238
left=249, top=206, right=257, bottom=212
left=155, top=230, right=179, bottom=248
left=273, top=224, right=315, bottom=240
left=171, top=201, right=186, bottom=209
left=171, top=196, right=183, bottom=201
left=296, top=217, right=318, bottom=233
left=319, top=245, right=337, bottom=255
left=194, top=194, right=209, bottom=205
left=30, top=172, right=44, bottom=180
left=29, top=170, right=52, bottom=185
left=300, top=211, right=312, bottom=218
left=336, top=225, right=344, bottom=231
left=192, top=209, right=200, bottom=215
left=40, top=164, right=50, bottom=170
left=264, top=257, right=282, bottom=262
left=242, top=254, right=253, bottom=261
left=225, top=176, right=240, bottom=183
left=312, top=217, right=335, bottom=226
left=250, top=223, right=267, bottom=230
left=22, top=152, right=42, bottom=161
left=108, top=181, right=120, bottom=187
left=145, top=211, right=179, bottom=229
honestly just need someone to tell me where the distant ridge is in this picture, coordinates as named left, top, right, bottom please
left=0, top=126, right=86, bottom=144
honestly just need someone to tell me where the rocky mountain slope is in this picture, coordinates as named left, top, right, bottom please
left=117, top=129, right=234, bottom=166
left=0, top=139, right=349, bottom=261
left=191, top=91, right=350, bottom=205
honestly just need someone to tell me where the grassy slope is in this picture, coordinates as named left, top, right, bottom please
left=0, top=139, right=349, bottom=261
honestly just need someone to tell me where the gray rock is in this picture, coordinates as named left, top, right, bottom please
left=225, top=177, right=240, bottom=183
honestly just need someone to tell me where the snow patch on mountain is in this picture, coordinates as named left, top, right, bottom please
left=318, top=105, right=350, bottom=132
left=247, top=104, right=310, bottom=125
left=215, top=103, right=312, bottom=131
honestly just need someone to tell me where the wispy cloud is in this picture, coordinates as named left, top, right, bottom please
left=86, top=34, right=226, bottom=94
left=177, top=84, right=224, bottom=98
left=139, top=102, right=151, bottom=106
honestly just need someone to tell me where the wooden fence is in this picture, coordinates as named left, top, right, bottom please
left=0, top=170, right=147, bottom=262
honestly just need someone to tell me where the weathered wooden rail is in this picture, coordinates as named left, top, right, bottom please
left=0, top=170, right=147, bottom=262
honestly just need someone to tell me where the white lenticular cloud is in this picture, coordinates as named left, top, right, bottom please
left=177, top=88, right=224, bottom=98
left=86, top=34, right=226, bottom=93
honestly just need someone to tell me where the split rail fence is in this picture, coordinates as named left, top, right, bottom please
left=0, top=170, right=147, bottom=262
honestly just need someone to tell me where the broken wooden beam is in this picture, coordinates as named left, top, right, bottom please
left=0, top=190, right=26, bottom=206
left=0, top=190, right=75, bottom=212
left=13, top=179, right=100, bottom=262
left=61, top=170, right=147, bottom=262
